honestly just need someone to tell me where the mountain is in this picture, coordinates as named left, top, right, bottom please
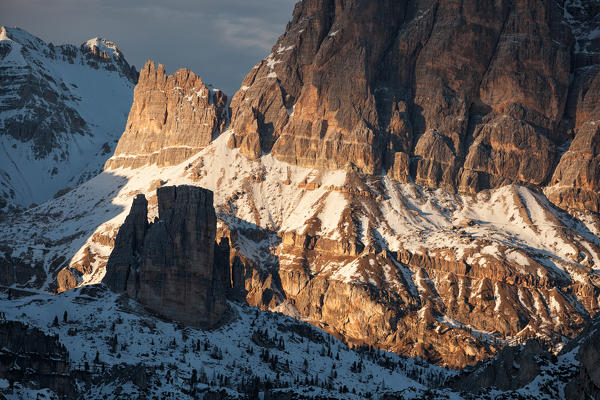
left=0, top=26, right=137, bottom=213
left=103, top=61, right=227, bottom=170
left=2, top=0, right=600, bottom=397
left=4, top=120, right=599, bottom=368
left=2, top=284, right=599, bottom=399
left=104, top=185, right=228, bottom=329
left=229, top=0, right=600, bottom=210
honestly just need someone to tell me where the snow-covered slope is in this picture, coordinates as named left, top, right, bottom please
left=0, top=284, right=595, bottom=399
left=0, top=286, right=456, bottom=399
left=0, top=26, right=136, bottom=212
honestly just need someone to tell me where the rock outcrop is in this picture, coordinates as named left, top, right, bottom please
left=545, top=0, right=600, bottom=212
left=104, top=61, right=228, bottom=170
left=449, top=339, right=553, bottom=392
left=564, top=318, right=600, bottom=400
left=0, top=320, right=76, bottom=399
left=104, top=185, right=227, bottom=328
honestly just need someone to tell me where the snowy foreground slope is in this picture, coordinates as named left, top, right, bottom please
left=0, top=286, right=454, bottom=400
left=0, top=284, right=589, bottom=400
left=0, top=26, right=136, bottom=212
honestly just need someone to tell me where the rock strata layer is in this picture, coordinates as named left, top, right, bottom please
left=103, top=185, right=227, bottom=328
left=104, top=61, right=227, bottom=170
left=228, top=0, right=600, bottom=212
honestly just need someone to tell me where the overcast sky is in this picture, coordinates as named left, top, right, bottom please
left=2, top=0, right=296, bottom=95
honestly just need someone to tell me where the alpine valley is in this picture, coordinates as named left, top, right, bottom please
left=1, top=0, right=600, bottom=399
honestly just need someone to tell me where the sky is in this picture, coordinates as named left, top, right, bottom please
left=1, top=0, right=297, bottom=95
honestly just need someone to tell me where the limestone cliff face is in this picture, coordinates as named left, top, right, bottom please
left=193, top=163, right=598, bottom=368
left=223, top=227, right=591, bottom=368
left=545, top=0, right=600, bottom=212
left=105, top=61, right=227, bottom=170
left=103, top=185, right=227, bottom=328
left=228, top=0, right=599, bottom=212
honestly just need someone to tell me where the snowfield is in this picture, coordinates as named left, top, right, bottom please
left=0, top=286, right=459, bottom=399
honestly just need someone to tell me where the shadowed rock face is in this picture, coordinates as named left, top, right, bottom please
left=449, top=339, right=553, bottom=392
left=0, top=321, right=76, bottom=399
left=103, top=185, right=227, bottom=328
left=228, top=0, right=599, bottom=211
left=0, top=27, right=137, bottom=213
left=0, top=27, right=137, bottom=158
left=104, top=61, right=228, bottom=170
left=572, top=323, right=600, bottom=400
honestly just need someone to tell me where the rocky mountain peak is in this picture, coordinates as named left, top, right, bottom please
left=104, top=61, right=228, bottom=170
left=0, top=26, right=136, bottom=213
left=228, top=0, right=600, bottom=213
left=80, top=37, right=137, bottom=83
left=0, top=26, right=47, bottom=50
left=83, top=37, right=121, bottom=58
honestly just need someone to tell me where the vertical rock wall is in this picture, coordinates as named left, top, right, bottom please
left=104, top=62, right=227, bottom=170
left=227, top=0, right=600, bottom=212
left=104, top=185, right=227, bottom=328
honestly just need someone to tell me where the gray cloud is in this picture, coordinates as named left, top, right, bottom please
left=1, top=0, right=296, bottom=95
left=217, top=16, right=284, bottom=51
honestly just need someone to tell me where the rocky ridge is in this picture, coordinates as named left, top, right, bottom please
left=2, top=0, right=600, bottom=374
left=0, top=320, right=76, bottom=398
left=5, top=130, right=599, bottom=368
left=0, top=26, right=137, bottom=212
left=228, top=0, right=600, bottom=213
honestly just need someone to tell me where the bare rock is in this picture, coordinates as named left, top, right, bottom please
left=225, top=0, right=600, bottom=213
left=387, top=152, right=410, bottom=183
left=0, top=320, right=76, bottom=399
left=105, top=61, right=227, bottom=170
left=578, top=325, right=600, bottom=399
left=56, top=268, right=78, bottom=293
left=104, top=186, right=227, bottom=328
left=449, top=339, right=553, bottom=392
left=102, top=194, right=148, bottom=293
left=460, top=114, right=556, bottom=192
left=547, top=121, right=600, bottom=212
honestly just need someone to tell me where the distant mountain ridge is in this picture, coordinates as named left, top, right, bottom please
left=0, top=26, right=137, bottom=212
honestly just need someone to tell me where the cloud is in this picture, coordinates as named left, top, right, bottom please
left=217, top=16, right=284, bottom=51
